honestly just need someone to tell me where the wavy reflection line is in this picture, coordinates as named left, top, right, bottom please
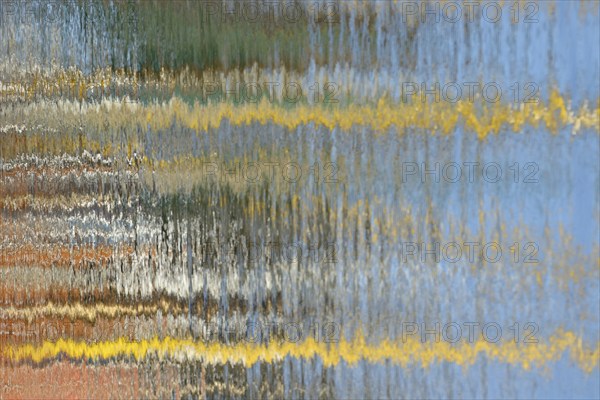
left=5, top=330, right=598, bottom=373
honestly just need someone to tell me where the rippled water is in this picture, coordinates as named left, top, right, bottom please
left=0, top=1, right=598, bottom=399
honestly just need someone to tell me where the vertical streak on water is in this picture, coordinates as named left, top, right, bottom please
left=186, top=214, right=195, bottom=340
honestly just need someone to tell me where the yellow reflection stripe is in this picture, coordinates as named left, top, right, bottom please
left=2, top=92, right=598, bottom=145
left=4, top=330, right=598, bottom=373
